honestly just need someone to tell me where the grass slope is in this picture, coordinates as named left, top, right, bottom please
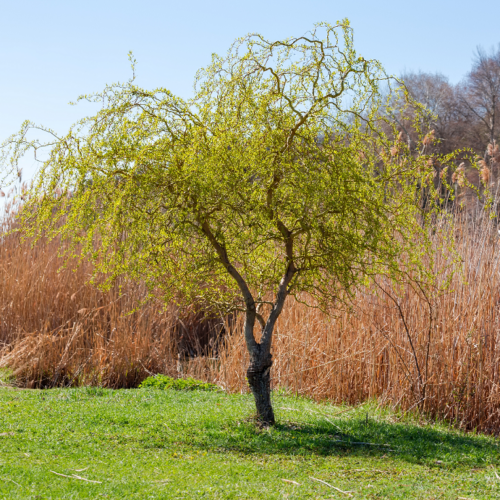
left=0, top=387, right=499, bottom=499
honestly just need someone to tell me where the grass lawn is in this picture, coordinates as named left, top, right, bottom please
left=0, top=386, right=499, bottom=499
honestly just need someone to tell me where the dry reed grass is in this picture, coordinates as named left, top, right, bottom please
left=214, top=210, right=500, bottom=433
left=1, top=200, right=500, bottom=433
left=0, top=202, right=224, bottom=388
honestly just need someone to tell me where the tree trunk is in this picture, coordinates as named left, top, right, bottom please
left=247, top=352, right=275, bottom=426
left=198, top=216, right=295, bottom=428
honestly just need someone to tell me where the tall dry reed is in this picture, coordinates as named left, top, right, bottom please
left=213, top=210, right=500, bottom=433
left=0, top=202, right=223, bottom=388
left=1, top=201, right=500, bottom=433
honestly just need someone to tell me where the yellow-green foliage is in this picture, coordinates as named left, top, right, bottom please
left=2, top=21, right=461, bottom=313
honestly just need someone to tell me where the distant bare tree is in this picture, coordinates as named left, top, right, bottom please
left=401, top=72, right=466, bottom=155
left=457, top=46, right=500, bottom=152
left=400, top=49, right=500, bottom=211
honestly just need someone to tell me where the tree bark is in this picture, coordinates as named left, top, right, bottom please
left=244, top=261, right=295, bottom=426
left=247, top=351, right=275, bottom=426
left=198, top=220, right=295, bottom=427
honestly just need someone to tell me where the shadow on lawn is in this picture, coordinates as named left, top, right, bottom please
left=192, top=417, right=500, bottom=466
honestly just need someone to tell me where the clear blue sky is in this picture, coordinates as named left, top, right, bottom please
left=1, top=0, right=499, bottom=174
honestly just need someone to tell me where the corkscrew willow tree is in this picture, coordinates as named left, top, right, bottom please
left=1, top=21, right=461, bottom=425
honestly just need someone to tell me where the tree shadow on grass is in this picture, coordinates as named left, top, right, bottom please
left=191, top=416, right=500, bottom=467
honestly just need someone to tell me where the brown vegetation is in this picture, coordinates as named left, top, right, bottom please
left=216, top=209, right=500, bottom=434
left=0, top=200, right=226, bottom=389
left=1, top=197, right=500, bottom=433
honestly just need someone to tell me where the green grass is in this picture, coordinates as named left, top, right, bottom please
left=139, top=374, right=219, bottom=392
left=0, top=369, right=13, bottom=387
left=0, top=387, right=499, bottom=499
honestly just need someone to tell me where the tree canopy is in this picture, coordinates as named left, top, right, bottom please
left=1, top=21, right=460, bottom=424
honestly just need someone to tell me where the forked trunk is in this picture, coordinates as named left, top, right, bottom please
left=191, top=208, right=295, bottom=427
left=247, top=353, right=275, bottom=426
